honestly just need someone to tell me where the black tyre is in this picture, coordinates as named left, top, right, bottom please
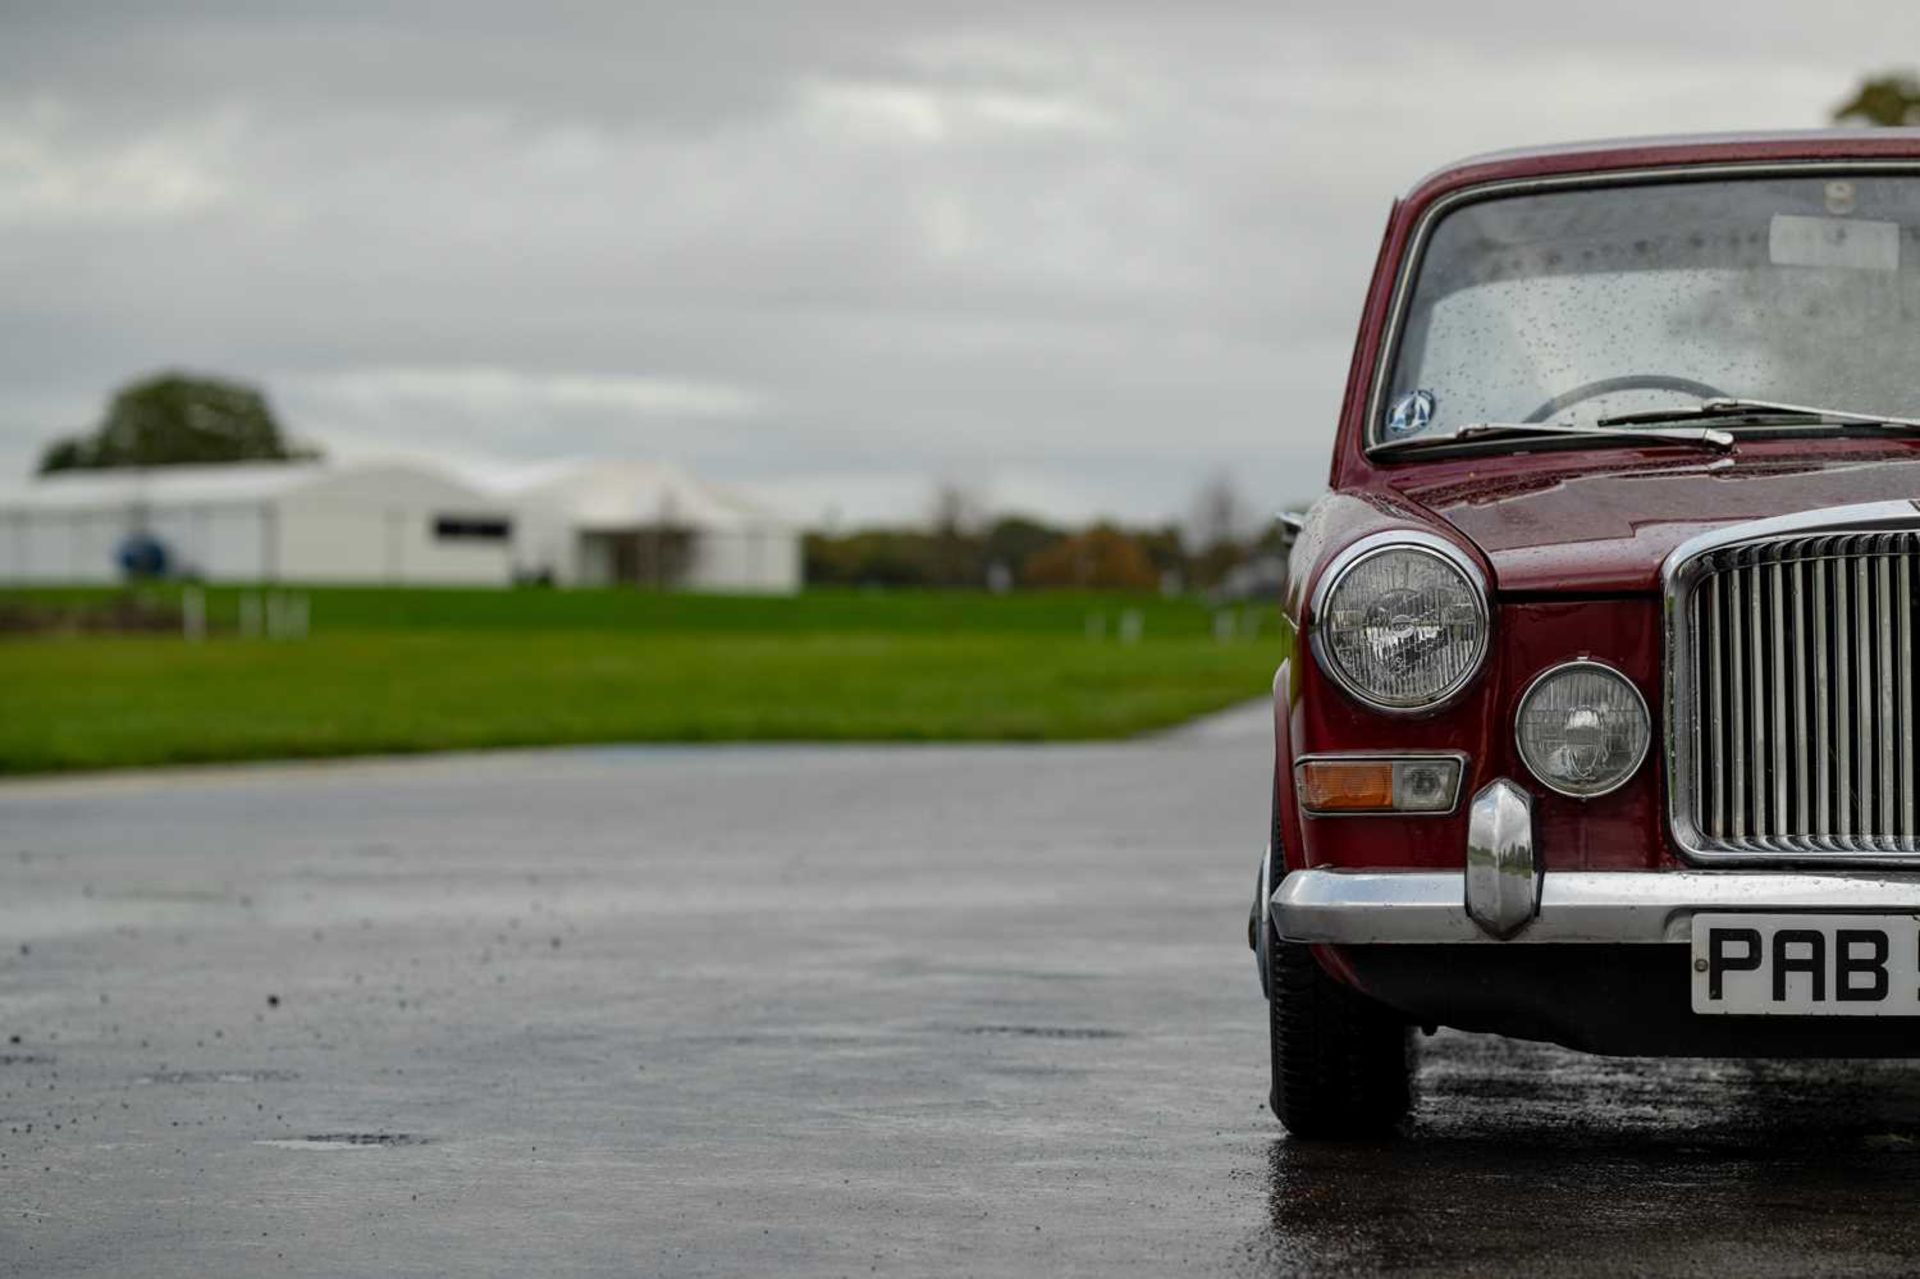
left=1267, top=931, right=1416, bottom=1138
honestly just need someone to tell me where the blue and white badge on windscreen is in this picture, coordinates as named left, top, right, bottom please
left=1385, top=389, right=1435, bottom=438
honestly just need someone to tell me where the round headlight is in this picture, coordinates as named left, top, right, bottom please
left=1515, top=661, right=1650, bottom=798
left=1314, top=538, right=1489, bottom=712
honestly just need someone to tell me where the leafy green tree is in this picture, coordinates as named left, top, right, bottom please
left=1835, top=73, right=1920, bottom=126
left=37, top=372, right=320, bottom=473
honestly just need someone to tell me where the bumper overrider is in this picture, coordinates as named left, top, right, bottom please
left=1273, top=778, right=1920, bottom=947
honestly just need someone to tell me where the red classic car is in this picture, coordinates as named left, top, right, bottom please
left=1255, top=130, right=1920, bottom=1137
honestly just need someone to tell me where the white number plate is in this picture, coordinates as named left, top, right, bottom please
left=1692, top=914, right=1920, bottom=1015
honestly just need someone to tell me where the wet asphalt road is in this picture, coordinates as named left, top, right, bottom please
left=9, top=709, right=1920, bottom=1276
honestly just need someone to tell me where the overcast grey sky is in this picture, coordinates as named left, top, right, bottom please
left=1, top=1, right=1915, bottom=525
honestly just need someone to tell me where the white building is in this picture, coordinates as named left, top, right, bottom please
left=0, top=457, right=802, bottom=593
left=502, top=461, right=800, bottom=593
left=0, top=461, right=515, bottom=585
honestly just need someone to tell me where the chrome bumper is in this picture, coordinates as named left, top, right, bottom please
left=1272, top=868, right=1920, bottom=945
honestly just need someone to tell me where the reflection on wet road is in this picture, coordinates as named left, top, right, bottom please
left=1258, top=1037, right=1920, bottom=1275
left=5, top=718, right=1920, bottom=1275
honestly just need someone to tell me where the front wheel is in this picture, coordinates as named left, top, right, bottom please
left=1267, top=932, right=1416, bottom=1138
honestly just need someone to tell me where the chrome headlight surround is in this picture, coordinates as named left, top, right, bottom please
left=1308, top=530, right=1491, bottom=715
left=1514, top=659, right=1651, bottom=799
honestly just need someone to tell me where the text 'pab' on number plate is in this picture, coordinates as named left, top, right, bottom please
left=1692, top=913, right=1920, bottom=1016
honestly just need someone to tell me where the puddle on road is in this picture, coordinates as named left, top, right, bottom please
left=255, top=1133, right=428, bottom=1150
left=957, top=1025, right=1125, bottom=1040
left=136, top=1069, right=301, bottom=1085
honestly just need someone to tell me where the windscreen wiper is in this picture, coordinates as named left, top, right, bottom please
left=1373, top=420, right=1735, bottom=456
left=1598, top=397, right=1920, bottom=431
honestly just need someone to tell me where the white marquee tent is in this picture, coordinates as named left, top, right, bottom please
left=500, top=460, right=799, bottom=593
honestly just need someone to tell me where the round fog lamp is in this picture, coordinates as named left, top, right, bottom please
left=1514, top=661, right=1650, bottom=798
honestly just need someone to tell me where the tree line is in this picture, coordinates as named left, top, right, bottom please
left=805, top=483, right=1290, bottom=593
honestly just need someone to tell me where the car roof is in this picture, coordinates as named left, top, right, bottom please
left=1406, top=128, right=1920, bottom=202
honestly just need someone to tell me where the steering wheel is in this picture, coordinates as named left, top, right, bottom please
left=1522, top=374, right=1730, bottom=424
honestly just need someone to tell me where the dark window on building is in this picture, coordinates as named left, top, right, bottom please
left=433, top=514, right=512, bottom=541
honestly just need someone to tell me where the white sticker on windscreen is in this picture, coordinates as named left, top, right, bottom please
left=1769, top=213, right=1900, bottom=272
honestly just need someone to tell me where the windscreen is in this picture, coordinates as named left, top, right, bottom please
left=1377, top=173, right=1920, bottom=444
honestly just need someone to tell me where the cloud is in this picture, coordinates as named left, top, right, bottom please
left=798, top=78, right=1114, bottom=144
left=295, top=366, right=764, bottom=419
left=0, top=1, right=1912, bottom=518
left=0, top=99, right=239, bottom=226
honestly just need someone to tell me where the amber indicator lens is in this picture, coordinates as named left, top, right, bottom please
left=1297, top=756, right=1463, bottom=815
left=1300, top=760, right=1394, bottom=811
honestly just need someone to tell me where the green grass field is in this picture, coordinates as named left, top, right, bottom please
left=0, top=587, right=1284, bottom=774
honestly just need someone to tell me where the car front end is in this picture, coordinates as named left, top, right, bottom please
left=1260, top=131, right=1920, bottom=1137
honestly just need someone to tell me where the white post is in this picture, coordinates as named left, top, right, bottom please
left=1119, top=609, right=1143, bottom=645
left=182, top=586, right=206, bottom=643
left=1213, top=610, right=1234, bottom=643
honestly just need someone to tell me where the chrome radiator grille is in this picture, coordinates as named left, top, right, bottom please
left=1678, top=532, right=1919, bottom=856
